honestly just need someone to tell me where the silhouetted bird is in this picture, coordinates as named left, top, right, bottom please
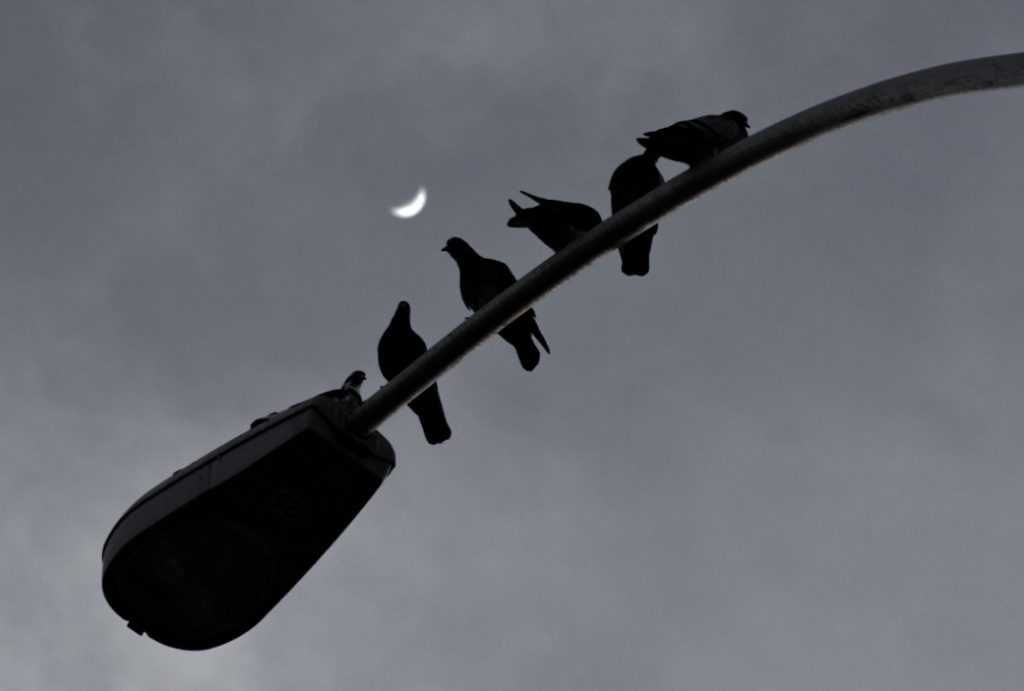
left=321, top=370, right=366, bottom=405
left=377, top=301, right=451, bottom=444
left=442, top=237, right=550, bottom=371
left=341, top=370, right=366, bottom=399
left=637, top=110, right=749, bottom=166
left=608, top=149, right=665, bottom=276
left=250, top=371, right=366, bottom=428
left=507, top=191, right=602, bottom=252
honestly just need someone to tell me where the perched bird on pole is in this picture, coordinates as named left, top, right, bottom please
left=608, top=149, right=665, bottom=276
left=340, top=370, right=366, bottom=400
left=507, top=191, right=602, bottom=253
left=322, top=370, right=367, bottom=405
left=442, top=237, right=549, bottom=371
left=377, top=301, right=452, bottom=444
left=637, top=110, right=749, bottom=166
left=250, top=370, right=367, bottom=428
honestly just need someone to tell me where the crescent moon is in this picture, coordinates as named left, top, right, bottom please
left=390, top=187, right=427, bottom=219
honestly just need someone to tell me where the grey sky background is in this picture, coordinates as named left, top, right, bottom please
left=4, top=1, right=1024, bottom=688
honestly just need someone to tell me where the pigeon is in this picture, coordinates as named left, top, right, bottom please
left=609, top=149, right=665, bottom=276
left=442, top=237, right=550, bottom=371
left=507, top=191, right=602, bottom=252
left=637, top=110, right=749, bottom=166
left=320, top=370, right=367, bottom=405
left=340, top=370, right=366, bottom=399
left=251, top=371, right=366, bottom=428
left=377, top=301, right=452, bottom=444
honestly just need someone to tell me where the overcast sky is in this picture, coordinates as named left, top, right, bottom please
left=4, top=1, right=1024, bottom=689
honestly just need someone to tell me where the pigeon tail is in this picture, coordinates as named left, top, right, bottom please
left=618, top=227, right=657, bottom=276
left=511, top=338, right=541, bottom=371
left=499, top=318, right=542, bottom=371
left=621, top=261, right=651, bottom=277
left=531, top=321, right=550, bottom=354
left=408, top=385, right=452, bottom=444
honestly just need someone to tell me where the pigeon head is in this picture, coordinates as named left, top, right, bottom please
left=344, top=370, right=366, bottom=386
left=393, top=301, right=412, bottom=322
left=640, top=147, right=661, bottom=161
left=507, top=200, right=526, bottom=227
left=442, top=237, right=474, bottom=259
left=722, top=110, right=749, bottom=129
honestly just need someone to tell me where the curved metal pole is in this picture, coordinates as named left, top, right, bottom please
left=348, top=52, right=1024, bottom=437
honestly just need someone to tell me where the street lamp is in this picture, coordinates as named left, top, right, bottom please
left=101, top=394, right=395, bottom=650
left=102, top=52, right=1023, bottom=650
